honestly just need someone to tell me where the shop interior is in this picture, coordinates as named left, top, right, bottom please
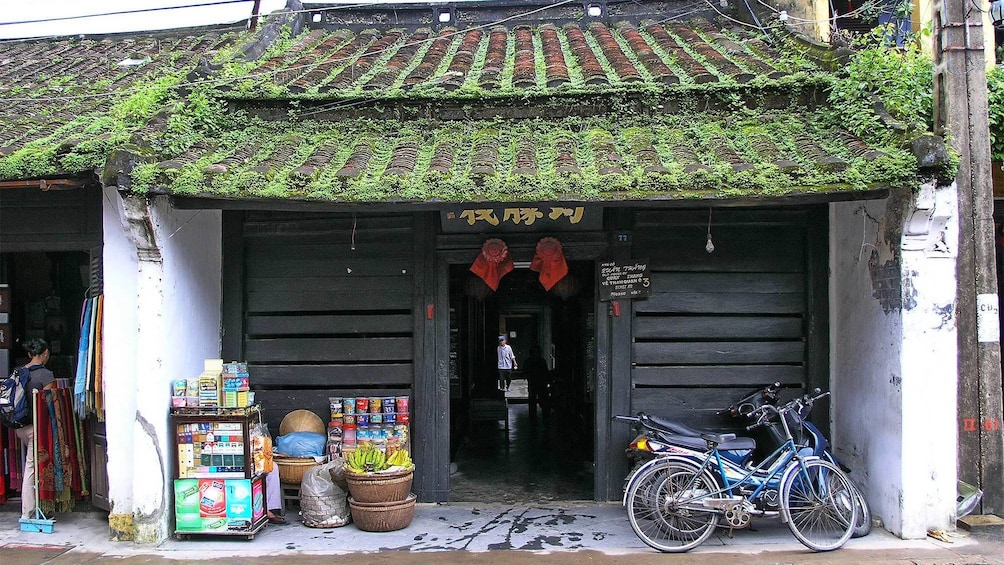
left=0, top=251, right=101, bottom=511
left=448, top=262, right=596, bottom=503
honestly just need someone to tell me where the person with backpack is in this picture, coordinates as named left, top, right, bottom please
left=9, top=339, right=56, bottom=520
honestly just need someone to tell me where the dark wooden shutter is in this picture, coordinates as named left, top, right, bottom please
left=629, top=209, right=808, bottom=429
left=240, top=212, right=415, bottom=428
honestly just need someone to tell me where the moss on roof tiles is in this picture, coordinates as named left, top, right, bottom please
left=127, top=111, right=918, bottom=203
left=0, top=18, right=948, bottom=202
left=0, top=29, right=241, bottom=180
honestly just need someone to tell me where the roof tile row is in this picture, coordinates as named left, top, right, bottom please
left=138, top=113, right=899, bottom=202
left=227, top=18, right=804, bottom=98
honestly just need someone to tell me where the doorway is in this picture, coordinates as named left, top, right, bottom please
left=448, top=262, right=595, bottom=503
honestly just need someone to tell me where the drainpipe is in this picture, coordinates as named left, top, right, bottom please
left=119, top=195, right=171, bottom=544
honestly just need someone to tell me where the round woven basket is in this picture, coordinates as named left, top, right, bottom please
left=275, top=457, right=318, bottom=484
left=279, top=409, right=325, bottom=436
left=344, top=468, right=413, bottom=503
left=348, top=493, right=416, bottom=532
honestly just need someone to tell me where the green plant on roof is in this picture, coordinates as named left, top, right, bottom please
left=825, top=23, right=933, bottom=143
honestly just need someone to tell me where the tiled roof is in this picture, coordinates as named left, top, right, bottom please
left=217, top=18, right=811, bottom=100
left=0, top=28, right=240, bottom=178
left=134, top=111, right=914, bottom=203
left=0, top=7, right=925, bottom=203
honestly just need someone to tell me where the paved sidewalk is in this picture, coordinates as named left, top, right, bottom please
left=2, top=502, right=1002, bottom=564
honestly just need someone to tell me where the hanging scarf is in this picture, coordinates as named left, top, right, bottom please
left=94, top=295, right=104, bottom=420
left=74, top=406, right=90, bottom=497
left=35, top=391, right=56, bottom=515
left=469, top=238, right=515, bottom=291
left=4, top=426, right=20, bottom=499
left=74, top=298, right=93, bottom=417
left=0, top=427, right=8, bottom=503
left=529, top=237, right=569, bottom=290
left=45, top=392, right=65, bottom=502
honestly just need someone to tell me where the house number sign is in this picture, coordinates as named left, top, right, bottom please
left=977, top=293, right=1000, bottom=343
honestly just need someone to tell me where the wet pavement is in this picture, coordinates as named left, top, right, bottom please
left=4, top=389, right=1003, bottom=563
left=2, top=502, right=1004, bottom=564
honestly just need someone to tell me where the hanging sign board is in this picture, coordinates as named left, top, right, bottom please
left=598, top=260, right=651, bottom=301
left=440, top=204, right=602, bottom=233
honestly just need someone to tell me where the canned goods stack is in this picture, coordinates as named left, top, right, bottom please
left=328, top=394, right=410, bottom=457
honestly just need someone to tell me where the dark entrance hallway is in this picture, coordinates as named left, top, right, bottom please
left=448, top=264, right=595, bottom=503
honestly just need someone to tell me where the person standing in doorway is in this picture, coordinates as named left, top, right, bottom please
left=497, top=335, right=517, bottom=391
left=523, top=345, right=550, bottom=427
left=14, top=338, right=57, bottom=520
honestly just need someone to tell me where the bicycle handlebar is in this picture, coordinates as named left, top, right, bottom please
left=744, top=389, right=830, bottom=430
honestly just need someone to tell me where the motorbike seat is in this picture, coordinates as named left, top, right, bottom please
left=646, top=414, right=756, bottom=451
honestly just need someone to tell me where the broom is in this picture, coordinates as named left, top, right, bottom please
left=20, top=389, right=55, bottom=533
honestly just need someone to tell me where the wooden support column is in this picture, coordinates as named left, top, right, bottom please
left=413, top=212, right=449, bottom=502
left=601, top=210, right=634, bottom=500
left=938, top=0, right=1004, bottom=514
left=805, top=205, right=830, bottom=430
left=221, top=211, right=245, bottom=361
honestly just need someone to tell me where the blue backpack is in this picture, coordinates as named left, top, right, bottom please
left=0, top=365, right=42, bottom=429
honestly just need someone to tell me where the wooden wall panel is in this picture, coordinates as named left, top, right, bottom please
left=237, top=212, right=418, bottom=432
left=629, top=214, right=809, bottom=427
left=0, top=186, right=102, bottom=252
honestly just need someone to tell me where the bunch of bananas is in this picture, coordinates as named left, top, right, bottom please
left=386, top=449, right=414, bottom=470
left=345, top=444, right=387, bottom=473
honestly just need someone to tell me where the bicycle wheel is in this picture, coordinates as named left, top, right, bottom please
left=850, top=483, right=872, bottom=538
left=780, top=459, right=857, bottom=551
left=625, top=458, right=720, bottom=553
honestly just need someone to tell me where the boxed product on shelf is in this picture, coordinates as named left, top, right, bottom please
left=174, top=477, right=264, bottom=533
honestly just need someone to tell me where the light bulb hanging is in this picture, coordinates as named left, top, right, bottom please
left=705, top=208, right=715, bottom=254
left=351, top=213, right=357, bottom=251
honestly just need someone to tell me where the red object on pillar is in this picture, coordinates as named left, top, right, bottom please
left=427, top=304, right=435, bottom=319
left=529, top=237, right=569, bottom=290
left=612, top=301, right=621, bottom=317
left=469, top=238, right=514, bottom=291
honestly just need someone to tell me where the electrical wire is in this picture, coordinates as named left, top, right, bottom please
left=753, top=0, right=898, bottom=23
left=0, top=0, right=773, bottom=117
left=0, top=1, right=253, bottom=27
left=0, top=1, right=383, bottom=28
left=1, top=0, right=582, bottom=104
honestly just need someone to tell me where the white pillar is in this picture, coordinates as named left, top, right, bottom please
left=101, top=187, right=139, bottom=540
left=104, top=192, right=223, bottom=544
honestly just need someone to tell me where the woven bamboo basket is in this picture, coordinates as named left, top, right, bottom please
left=344, top=468, right=413, bottom=503
left=348, top=493, right=416, bottom=532
left=275, top=457, right=318, bottom=484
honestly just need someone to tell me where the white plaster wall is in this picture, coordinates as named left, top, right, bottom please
left=830, top=186, right=958, bottom=539
left=132, top=199, right=222, bottom=543
left=831, top=198, right=905, bottom=534
left=101, top=186, right=139, bottom=519
left=102, top=190, right=222, bottom=543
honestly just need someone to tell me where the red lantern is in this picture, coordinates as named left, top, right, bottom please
left=529, top=237, right=569, bottom=290
left=469, top=238, right=514, bottom=291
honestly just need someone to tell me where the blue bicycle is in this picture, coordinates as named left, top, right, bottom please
left=623, top=391, right=857, bottom=553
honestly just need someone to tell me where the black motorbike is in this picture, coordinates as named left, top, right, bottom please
left=614, top=383, right=872, bottom=538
